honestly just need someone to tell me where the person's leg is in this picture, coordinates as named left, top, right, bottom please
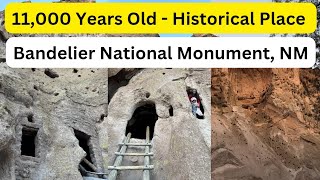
left=196, top=107, right=204, bottom=116
left=192, top=104, right=197, bottom=116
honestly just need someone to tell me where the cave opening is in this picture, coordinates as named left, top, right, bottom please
left=125, top=103, right=158, bottom=140
left=169, top=105, right=174, bottom=117
left=21, top=127, right=38, bottom=157
left=44, top=69, right=59, bottom=79
left=27, top=114, right=33, bottom=123
left=108, top=69, right=143, bottom=103
left=187, top=88, right=205, bottom=119
left=74, top=129, right=95, bottom=173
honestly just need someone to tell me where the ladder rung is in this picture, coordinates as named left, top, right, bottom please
left=119, top=143, right=152, bottom=146
left=108, top=165, right=154, bottom=170
left=82, top=158, right=97, bottom=172
left=115, top=152, right=154, bottom=156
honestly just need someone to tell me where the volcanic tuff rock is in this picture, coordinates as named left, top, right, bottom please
left=212, top=68, right=320, bottom=180
left=192, top=34, right=217, bottom=37
left=0, top=5, right=158, bottom=180
left=0, top=65, right=109, bottom=180
left=108, top=68, right=211, bottom=180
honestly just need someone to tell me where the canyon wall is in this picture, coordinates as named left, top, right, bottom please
left=108, top=68, right=211, bottom=180
left=212, top=68, right=320, bottom=180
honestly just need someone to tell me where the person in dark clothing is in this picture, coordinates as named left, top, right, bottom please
left=188, top=89, right=204, bottom=118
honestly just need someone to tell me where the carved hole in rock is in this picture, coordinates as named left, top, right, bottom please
left=187, top=88, right=205, bottom=119
left=100, top=114, right=105, bottom=121
left=44, top=69, right=59, bottom=79
left=146, top=92, right=150, bottom=98
left=108, top=69, right=143, bottom=103
left=33, top=85, right=39, bottom=91
left=169, top=105, right=173, bottom=116
left=21, top=127, right=38, bottom=157
left=125, top=103, right=158, bottom=139
left=27, top=114, right=33, bottom=123
left=74, top=129, right=95, bottom=173
left=73, top=69, right=78, bottom=73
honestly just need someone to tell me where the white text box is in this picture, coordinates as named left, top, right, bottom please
left=6, top=37, right=316, bottom=68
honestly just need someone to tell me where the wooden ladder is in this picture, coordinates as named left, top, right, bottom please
left=108, top=126, right=153, bottom=180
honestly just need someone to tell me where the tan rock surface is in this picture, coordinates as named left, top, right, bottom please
left=212, top=68, right=320, bottom=180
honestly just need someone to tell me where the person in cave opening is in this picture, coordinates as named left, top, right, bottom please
left=188, top=89, right=204, bottom=119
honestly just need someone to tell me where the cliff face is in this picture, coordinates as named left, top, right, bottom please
left=108, top=68, right=211, bottom=180
left=0, top=65, right=109, bottom=180
left=0, top=6, right=159, bottom=180
left=212, top=68, right=320, bottom=180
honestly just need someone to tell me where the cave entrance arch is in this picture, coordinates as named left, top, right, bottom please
left=125, top=103, right=158, bottom=140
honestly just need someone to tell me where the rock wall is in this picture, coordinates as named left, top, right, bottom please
left=0, top=7, right=108, bottom=179
left=108, top=68, right=211, bottom=180
left=212, top=68, right=320, bottom=180
left=0, top=3, right=159, bottom=179
left=0, top=65, right=108, bottom=180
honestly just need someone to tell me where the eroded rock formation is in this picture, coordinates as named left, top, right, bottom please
left=212, top=68, right=320, bottom=180
left=0, top=1, right=161, bottom=178
left=108, top=68, right=211, bottom=180
left=0, top=65, right=109, bottom=180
